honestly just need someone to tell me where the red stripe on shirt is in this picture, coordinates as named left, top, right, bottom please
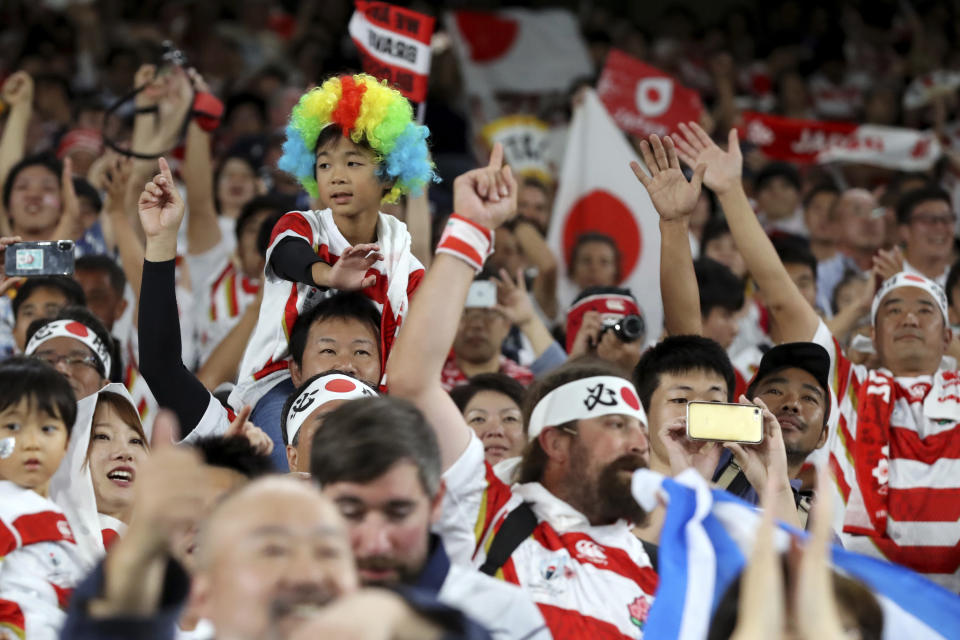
left=888, top=486, right=960, bottom=521
left=50, top=583, right=72, bottom=609
left=829, top=452, right=851, bottom=502
left=270, top=212, right=314, bottom=245
left=538, top=603, right=639, bottom=640
left=855, top=537, right=960, bottom=575
left=0, top=521, right=16, bottom=556
left=0, top=599, right=25, bottom=635
left=12, top=511, right=73, bottom=545
left=888, top=424, right=960, bottom=462
left=532, top=527, right=660, bottom=592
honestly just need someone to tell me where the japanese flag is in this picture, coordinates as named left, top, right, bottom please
left=446, top=9, right=593, bottom=95
left=546, top=89, right=663, bottom=339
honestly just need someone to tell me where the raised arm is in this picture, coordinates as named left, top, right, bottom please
left=388, top=144, right=518, bottom=470
left=183, top=69, right=222, bottom=256
left=0, top=72, right=33, bottom=235
left=630, top=133, right=706, bottom=336
left=404, top=189, right=433, bottom=268
left=513, top=220, right=559, bottom=320
left=673, top=123, right=820, bottom=342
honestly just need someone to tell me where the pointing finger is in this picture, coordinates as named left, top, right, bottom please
left=488, top=142, right=504, bottom=171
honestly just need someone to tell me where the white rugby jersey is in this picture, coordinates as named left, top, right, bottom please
left=0, top=481, right=84, bottom=640
left=229, top=209, right=423, bottom=409
left=440, top=436, right=658, bottom=638
left=814, top=321, right=960, bottom=592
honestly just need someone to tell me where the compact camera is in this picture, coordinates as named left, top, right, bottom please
left=599, top=314, right=645, bottom=343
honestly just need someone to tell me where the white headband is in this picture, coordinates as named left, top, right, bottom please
left=528, top=376, right=647, bottom=440
left=286, top=374, right=377, bottom=444
left=25, top=319, right=112, bottom=375
left=871, top=272, right=948, bottom=326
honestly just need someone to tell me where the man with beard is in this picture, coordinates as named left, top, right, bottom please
left=389, top=145, right=658, bottom=637
left=307, top=394, right=550, bottom=639
left=712, top=342, right=831, bottom=523
left=672, top=120, right=960, bottom=590
left=60, top=418, right=492, bottom=640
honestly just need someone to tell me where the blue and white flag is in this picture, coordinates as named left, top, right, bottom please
left=631, top=469, right=960, bottom=640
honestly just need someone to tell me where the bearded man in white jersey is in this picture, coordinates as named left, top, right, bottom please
left=671, top=120, right=960, bottom=592
left=389, top=144, right=659, bottom=638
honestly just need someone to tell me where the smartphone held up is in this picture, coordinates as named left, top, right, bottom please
left=4, top=240, right=75, bottom=276
left=686, top=401, right=763, bottom=444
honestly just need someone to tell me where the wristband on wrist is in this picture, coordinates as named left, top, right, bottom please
left=435, top=213, right=495, bottom=273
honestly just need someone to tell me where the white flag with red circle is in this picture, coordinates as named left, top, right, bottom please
left=348, top=0, right=435, bottom=103
left=546, top=89, right=663, bottom=339
left=445, top=9, right=593, bottom=95
left=597, top=49, right=703, bottom=138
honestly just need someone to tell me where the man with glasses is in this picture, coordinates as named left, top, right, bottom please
left=815, top=188, right=886, bottom=316
left=898, top=186, right=955, bottom=287
left=23, top=306, right=113, bottom=399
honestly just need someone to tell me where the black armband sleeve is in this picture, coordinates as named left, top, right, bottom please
left=268, top=236, right=323, bottom=286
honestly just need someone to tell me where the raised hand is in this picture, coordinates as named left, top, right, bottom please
left=492, top=267, right=534, bottom=327
left=103, top=155, right=133, bottom=211
left=325, top=243, right=383, bottom=290
left=53, top=157, right=85, bottom=240
left=630, top=134, right=706, bottom=222
left=452, top=142, right=518, bottom=230
left=672, top=122, right=743, bottom=196
left=660, top=416, right=723, bottom=479
left=224, top=405, right=275, bottom=456
left=724, top=396, right=791, bottom=497
left=138, top=157, right=184, bottom=261
left=1, top=71, right=33, bottom=108
left=872, top=246, right=904, bottom=282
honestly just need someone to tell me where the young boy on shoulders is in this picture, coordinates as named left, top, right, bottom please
left=230, top=73, right=435, bottom=425
left=0, top=356, right=83, bottom=640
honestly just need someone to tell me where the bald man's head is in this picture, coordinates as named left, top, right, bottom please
left=190, top=476, right=358, bottom=640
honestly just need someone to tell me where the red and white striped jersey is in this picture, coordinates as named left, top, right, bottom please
left=196, top=261, right=260, bottom=366
left=440, top=436, right=658, bottom=638
left=0, top=481, right=84, bottom=640
left=814, top=321, right=960, bottom=592
left=230, top=209, right=423, bottom=409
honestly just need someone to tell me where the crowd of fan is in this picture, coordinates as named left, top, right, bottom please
left=0, top=0, right=958, bottom=639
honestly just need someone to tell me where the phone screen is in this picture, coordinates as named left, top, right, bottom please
left=686, top=402, right=763, bottom=443
left=4, top=241, right=75, bottom=276
left=465, top=280, right=497, bottom=309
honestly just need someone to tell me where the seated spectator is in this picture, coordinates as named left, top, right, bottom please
left=441, top=276, right=534, bottom=391
left=280, top=371, right=377, bottom=474
left=0, top=356, right=82, bottom=639
left=311, top=395, right=550, bottom=639
left=897, top=186, right=954, bottom=287
left=565, top=286, right=646, bottom=374
left=230, top=73, right=435, bottom=432
left=753, top=161, right=804, bottom=236
left=449, top=373, right=526, bottom=466
left=11, top=275, right=86, bottom=353
left=389, top=147, right=659, bottom=637
left=24, top=306, right=117, bottom=399
left=802, top=182, right=840, bottom=263
left=49, top=384, right=149, bottom=567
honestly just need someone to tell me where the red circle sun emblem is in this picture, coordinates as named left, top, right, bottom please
left=65, top=322, right=89, bottom=338
left=620, top=386, right=640, bottom=411
left=325, top=378, right=357, bottom=393
left=561, top=189, right=642, bottom=283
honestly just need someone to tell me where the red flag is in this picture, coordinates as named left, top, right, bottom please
left=739, top=111, right=941, bottom=170
left=348, top=1, right=435, bottom=103
left=597, top=49, right=703, bottom=138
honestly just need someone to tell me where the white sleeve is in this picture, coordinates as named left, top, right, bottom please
left=180, top=394, right=233, bottom=443
left=437, top=434, right=497, bottom=565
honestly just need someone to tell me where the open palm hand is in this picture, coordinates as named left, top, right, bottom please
left=630, top=134, right=705, bottom=222
left=672, top=122, right=743, bottom=195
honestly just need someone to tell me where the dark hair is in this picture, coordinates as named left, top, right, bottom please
left=895, top=185, right=952, bottom=225
left=450, top=373, right=526, bottom=414
left=754, top=161, right=801, bottom=193
left=520, top=176, right=550, bottom=197
left=13, top=276, right=86, bottom=320
left=3, top=154, right=62, bottom=209
left=802, top=181, right=840, bottom=210
left=92, top=392, right=147, bottom=449
left=699, top=216, right=732, bottom=258
left=26, top=306, right=118, bottom=380
left=0, top=356, right=77, bottom=435
left=771, top=233, right=817, bottom=278
left=213, top=151, right=260, bottom=214
left=831, top=269, right=867, bottom=316
left=280, top=369, right=358, bottom=446
left=310, top=396, right=442, bottom=498
left=288, top=292, right=382, bottom=366
left=72, top=176, right=102, bottom=213
left=633, top=335, right=735, bottom=412
left=568, top=232, right=621, bottom=281
left=224, top=91, right=268, bottom=129
left=707, top=557, right=883, bottom=640
left=947, top=259, right=960, bottom=307
left=190, top=436, right=274, bottom=479
left=695, top=257, right=745, bottom=317
left=235, top=194, right=296, bottom=244
left=75, top=255, right=126, bottom=298
left=518, top=357, right=626, bottom=484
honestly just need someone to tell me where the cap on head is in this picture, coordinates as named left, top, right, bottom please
left=277, top=73, right=436, bottom=203
left=746, top=342, right=831, bottom=415
left=870, top=272, right=948, bottom=326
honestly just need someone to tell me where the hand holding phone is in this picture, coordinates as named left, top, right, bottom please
left=686, top=401, right=763, bottom=444
left=3, top=241, right=75, bottom=276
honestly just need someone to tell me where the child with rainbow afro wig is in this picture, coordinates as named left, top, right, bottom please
left=229, top=74, right=434, bottom=453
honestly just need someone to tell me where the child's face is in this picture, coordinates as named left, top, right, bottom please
left=0, top=398, right=68, bottom=497
left=314, top=135, right=386, bottom=218
left=88, top=402, right=148, bottom=520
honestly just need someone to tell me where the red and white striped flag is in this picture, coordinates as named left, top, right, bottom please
left=348, top=1, right=435, bottom=103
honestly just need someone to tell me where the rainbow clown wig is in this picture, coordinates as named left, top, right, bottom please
left=278, top=74, right=436, bottom=204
